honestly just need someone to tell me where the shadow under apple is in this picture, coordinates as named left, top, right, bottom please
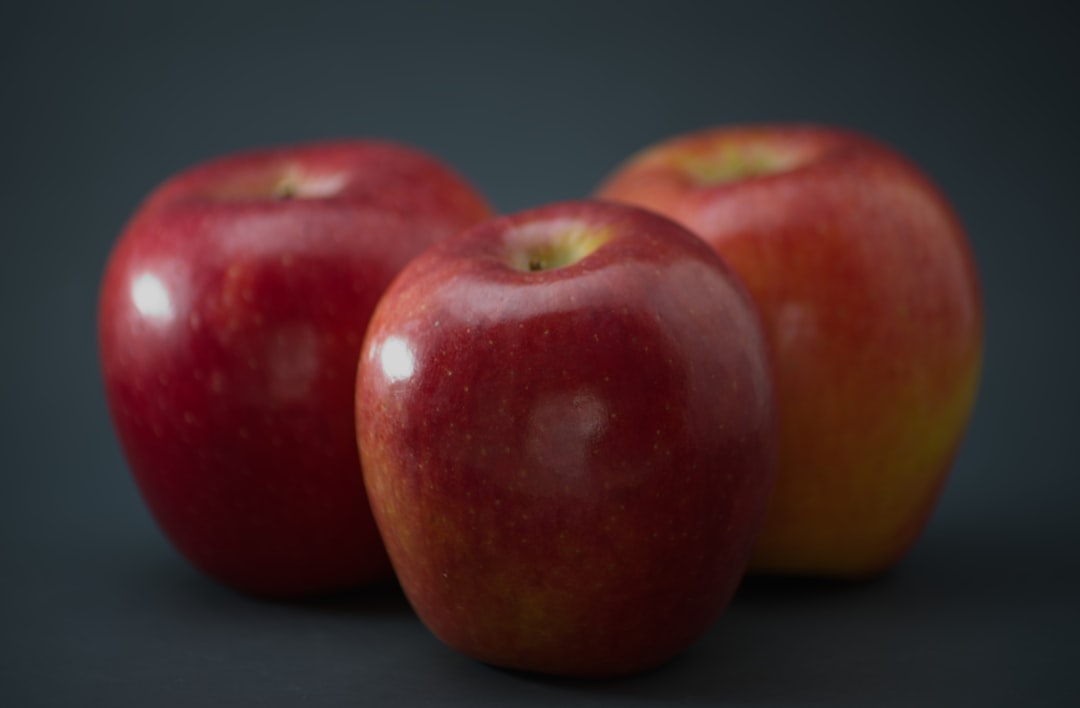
left=485, top=569, right=933, bottom=706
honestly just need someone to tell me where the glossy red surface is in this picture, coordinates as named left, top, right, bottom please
left=98, top=141, right=491, bottom=596
left=356, top=201, right=776, bottom=676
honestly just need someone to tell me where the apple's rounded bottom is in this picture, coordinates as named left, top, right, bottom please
left=428, top=612, right=722, bottom=679
left=747, top=464, right=954, bottom=581
left=746, top=534, right=916, bottom=581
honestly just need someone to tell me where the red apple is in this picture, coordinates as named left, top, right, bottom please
left=355, top=200, right=776, bottom=676
left=596, top=124, right=983, bottom=578
left=98, top=140, right=491, bottom=596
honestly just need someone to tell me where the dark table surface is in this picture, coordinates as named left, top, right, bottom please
left=5, top=1, right=1078, bottom=705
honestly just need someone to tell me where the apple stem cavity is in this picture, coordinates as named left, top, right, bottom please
left=273, top=182, right=297, bottom=200
left=508, top=223, right=611, bottom=273
left=680, top=144, right=799, bottom=186
left=269, top=169, right=348, bottom=201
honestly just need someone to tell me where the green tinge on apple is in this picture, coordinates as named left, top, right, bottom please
left=505, top=221, right=613, bottom=272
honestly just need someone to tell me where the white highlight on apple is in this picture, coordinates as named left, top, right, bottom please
left=131, top=272, right=174, bottom=320
left=380, top=336, right=415, bottom=382
left=525, top=391, right=609, bottom=493
left=266, top=325, right=321, bottom=402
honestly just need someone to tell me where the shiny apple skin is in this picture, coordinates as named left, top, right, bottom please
left=356, top=201, right=776, bottom=676
left=98, top=140, right=491, bottom=597
left=597, top=125, right=983, bottom=578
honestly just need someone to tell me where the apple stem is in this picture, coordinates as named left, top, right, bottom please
left=274, top=183, right=297, bottom=200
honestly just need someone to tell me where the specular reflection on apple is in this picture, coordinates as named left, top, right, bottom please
left=264, top=324, right=321, bottom=402
left=379, top=336, right=415, bottom=383
left=524, top=390, right=609, bottom=495
left=130, top=271, right=175, bottom=321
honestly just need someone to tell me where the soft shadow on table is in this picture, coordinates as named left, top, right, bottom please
left=126, top=547, right=414, bottom=619
left=495, top=570, right=931, bottom=706
left=286, top=579, right=414, bottom=617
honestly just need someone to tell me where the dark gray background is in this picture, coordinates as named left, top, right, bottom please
left=3, top=1, right=1077, bottom=705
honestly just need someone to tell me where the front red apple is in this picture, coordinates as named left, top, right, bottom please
left=356, top=201, right=775, bottom=676
left=596, top=125, right=983, bottom=578
left=98, top=140, right=491, bottom=597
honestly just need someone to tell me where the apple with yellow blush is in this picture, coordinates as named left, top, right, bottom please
left=596, top=124, right=983, bottom=578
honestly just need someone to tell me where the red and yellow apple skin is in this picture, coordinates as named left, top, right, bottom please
left=98, top=140, right=491, bottom=597
left=356, top=201, right=776, bottom=676
left=596, top=125, right=983, bottom=578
